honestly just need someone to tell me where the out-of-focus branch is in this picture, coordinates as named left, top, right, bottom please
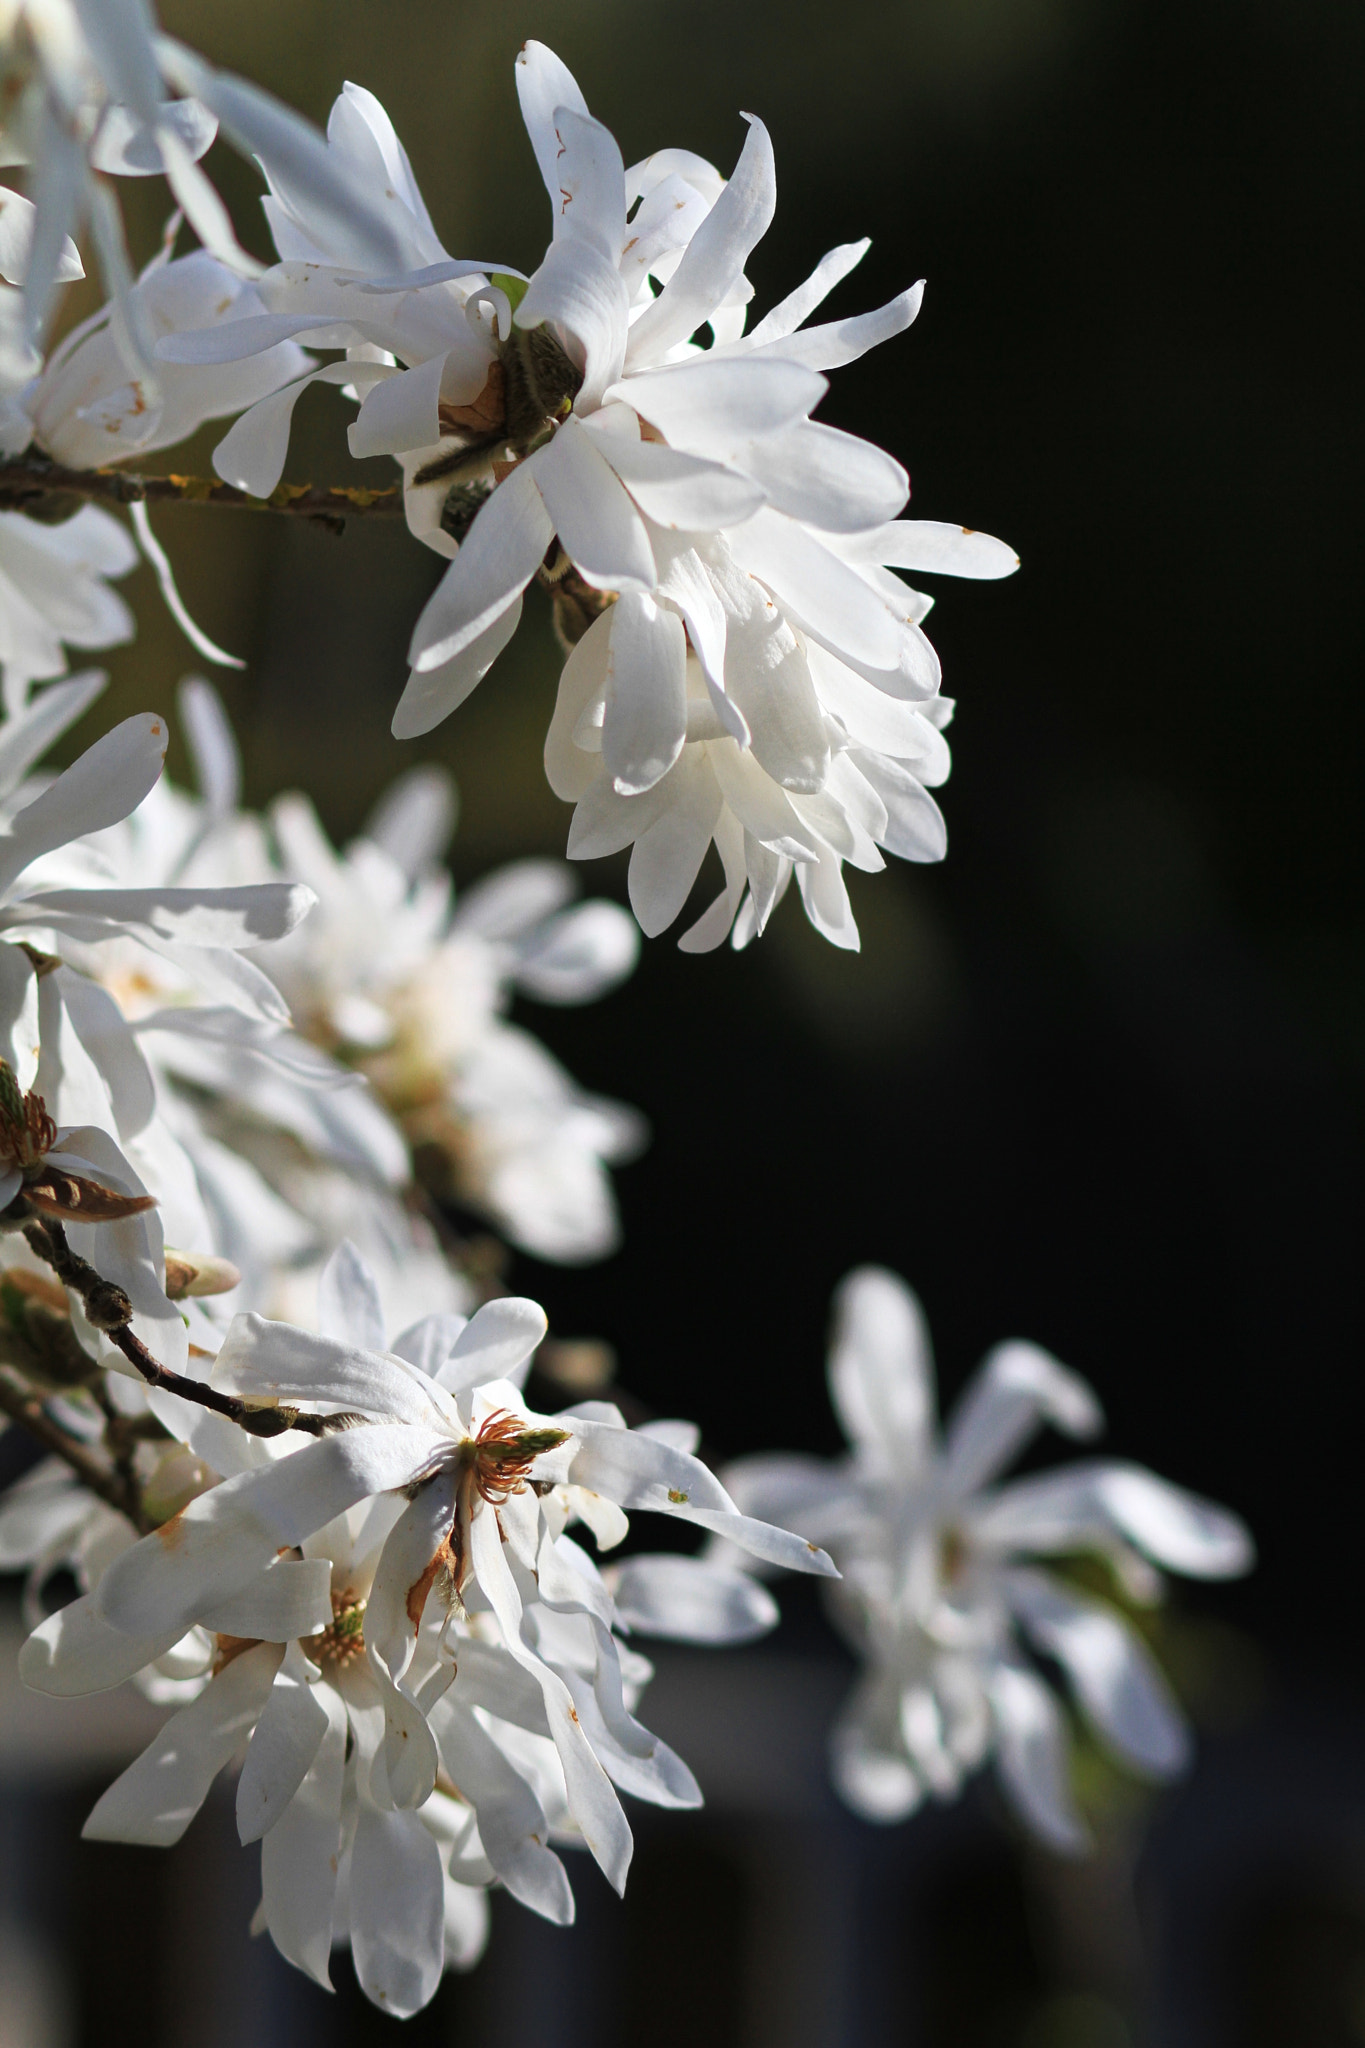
left=0, top=456, right=404, bottom=534
left=0, top=1369, right=150, bottom=1532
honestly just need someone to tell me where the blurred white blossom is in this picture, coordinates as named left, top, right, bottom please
left=715, top=1267, right=1254, bottom=1850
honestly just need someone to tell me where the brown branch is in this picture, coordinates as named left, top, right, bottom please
left=21, top=1218, right=337, bottom=1441
left=0, top=455, right=405, bottom=534
left=0, top=1369, right=149, bottom=1532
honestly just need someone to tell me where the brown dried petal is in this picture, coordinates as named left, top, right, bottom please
left=23, top=1170, right=158, bottom=1224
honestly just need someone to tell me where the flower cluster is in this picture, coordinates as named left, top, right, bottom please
left=712, top=1268, right=1254, bottom=1848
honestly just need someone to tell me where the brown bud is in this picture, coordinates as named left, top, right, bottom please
left=163, top=1250, right=241, bottom=1301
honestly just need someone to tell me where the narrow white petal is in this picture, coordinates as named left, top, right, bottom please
left=943, top=1343, right=1103, bottom=1500
left=409, top=465, right=552, bottom=671
left=349, top=1803, right=446, bottom=2018
left=259, top=1680, right=347, bottom=1988
left=624, top=117, right=776, bottom=367
left=607, top=1554, right=778, bottom=1642
left=236, top=1647, right=330, bottom=1842
left=603, top=591, right=688, bottom=795
left=533, top=419, right=655, bottom=593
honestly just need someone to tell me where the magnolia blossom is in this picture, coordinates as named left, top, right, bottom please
left=714, top=1267, right=1254, bottom=1850
left=258, top=767, right=644, bottom=1263
left=155, top=46, right=1015, bottom=952
left=0, top=513, right=135, bottom=711
left=0, top=677, right=323, bottom=1366
left=5, top=244, right=311, bottom=467
left=22, top=1245, right=802, bottom=2011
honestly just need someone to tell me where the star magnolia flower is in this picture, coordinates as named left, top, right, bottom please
left=0, top=511, right=135, bottom=711
left=714, top=1267, right=1254, bottom=1850
left=158, top=43, right=1016, bottom=952
left=21, top=1244, right=790, bottom=2011
left=4, top=244, right=311, bottom=467
left=0, top=681, right=324, bottom=1369
left=259, top=767, right=645, bottom=1263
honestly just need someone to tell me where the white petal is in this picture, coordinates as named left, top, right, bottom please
left=434, top=1702, right=574, bottom=1923
left=545, top=604, right=612, bottom=801
left=259, top=1680, right=347, bottom=1988
left=612, top=358, right=825, bottom=462
left=20, top=1592, right=183, bottom=1697
left=533, top=419, right=655, bottom=593
left=595, top=431, right=766, bottom=530
left=968, top=1461, right=1254, bottom=1580
left=607, top=1554, right=778, bottom=1643
left=1004, top=1569, right=1190, bottom=1777
left=0, top=713, right=166, bottom=901
left=317, top=1240, right=387, bottom=1354
left=828, top=1266, right=937, bottom=1474
left=19, top=882, right=313, bottom=948
left=0, top=670, right=107, bottom=802
left=367, top=1473, right=458, bottom=1691
left=82, top=1642, right=283, bottom=1846
left=796, top=846, right=860, bottom=952
left=437, top=1297, right=548, bottom=1395
left=748, top=283, right=924, bottom=371
left=852, top=753, right=947, bottom=862
left=840, top=519, right=1019, bottom=579
left=603, top=591, right=687, bottom=795
left=236, top=1646, right=330, bottom=1843
left=514, top=43, right=591, bottom=206
left=625, top=118, right=776, bottom=368
left=200, top=1558, right=333, bottom=1642
left=469, top=1504, right=633, bottom=1893
left=392, top=594, right=523, bottom=740
left=212, top=1314, right=440, bottom=1428
left=348, top=351, right=445, bottom=458
left=742, top=240, right=870, bottom=346
left=943, top=1343, right=1103, bottom=1501
left=96, top=1425, right=437, bottom=1637
left=517, top=240, right=630, bottom=413
left=627, top=750, right=722, bottom=936
left=740, top=421, right=908, bottom=534
left=349, top=1802, right=446, bottom=2017
left=513, top=898, right=640, bottom=1003
left=730, top=511, right=915, bottom=675
left=989, top=1655, right=1089, bottom=1854
left=409, top=464, right=552, bottom=672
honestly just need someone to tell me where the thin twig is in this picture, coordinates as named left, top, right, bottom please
left=0, top=1370, right=149, bottom=1532
left=21, top=1218, right=336, bottom=1441
left=0, top=454, right=405, bottom=533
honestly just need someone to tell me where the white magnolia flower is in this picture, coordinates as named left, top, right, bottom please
left=0, top=511, right=135, bottom=711
left=715, top=1267, right=1254, bottom=1850
left=7, top=243, right=311, bottom=467
left=21, top=1245, right=788, bottom=2010
left=259, top=765, right=644, bottom=1263
left=157, top=45, right=1016, bottom=952
left=0, top=677, right=324, bottom=1364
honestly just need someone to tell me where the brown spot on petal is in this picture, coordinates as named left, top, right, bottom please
left=155, top=1509, right=188, bottom=1550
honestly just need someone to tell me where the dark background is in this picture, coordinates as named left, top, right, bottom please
left=13, top=0, right=1364, bottom=2041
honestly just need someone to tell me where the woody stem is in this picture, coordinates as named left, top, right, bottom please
left=0, top=455, right=406, bottom=533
